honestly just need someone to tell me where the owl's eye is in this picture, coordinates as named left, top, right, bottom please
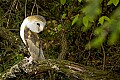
left=37, top=23, right=40, bottom=26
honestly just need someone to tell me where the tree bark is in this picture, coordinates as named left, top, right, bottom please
left=2, top=58, right=113, bottom=80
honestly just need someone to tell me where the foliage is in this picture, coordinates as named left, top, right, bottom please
left=72, top=14, right=79, bottom=25
left=0, top=0, right=120, bottom=79
left=107, top=0, right=119, bottom=6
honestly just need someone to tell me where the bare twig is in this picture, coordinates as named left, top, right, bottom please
left=25, top=0, right=27, bottom=18
left=31, top=0, right=36, bottom=15
left=87, top=33, right=92, bottom=59
left=37, top=5, right=39, bottom=15
left=7, top=29, right=19, bottom=31
left=85, top=32, right=93, bottom=65
left=6, top=16, right=10, bottom=28
left=37, top=5, right=48, bottom=15
left=3, top=0, right=17, bottom=18
left=102, top=44, right=106, bottom=71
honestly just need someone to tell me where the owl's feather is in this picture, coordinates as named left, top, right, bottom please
left=24, top=26, right=45, bottom=61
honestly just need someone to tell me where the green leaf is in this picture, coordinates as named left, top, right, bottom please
left=107, top=0, right=119, bottom=6
left=86, top=34, right=105, bottom=48
left=99, top=16, right=104, bottom=25
left=107, top=0, right=113, bottom=5
left=108, top=32, right=118, bottom=45
left=98, top=16, right=110, bottom=25
left=58, top=24, right=62, bottom=32
left=78, top=0, right=82, bottom=3
left=113, top=0, right=119, bottom=6
left=72, top=14, right=79, bottom=25
left=60, top=0, right=66, bottom=5
left=117, top=21, right=120, bottom=31
left=83, top=15, right=89, bottom=27
left=94, top=27, right=103, bottom=35
left=104, top=16, right=110, bottom=21
left=62, top=13, right=67, bottom=19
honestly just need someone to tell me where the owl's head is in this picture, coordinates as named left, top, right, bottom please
left=20, top=15, right=46, bottom=45
left=23, top=15, right=46, bottom=33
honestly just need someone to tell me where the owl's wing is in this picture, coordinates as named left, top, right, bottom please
left=24, top=27, right=45, bottom=60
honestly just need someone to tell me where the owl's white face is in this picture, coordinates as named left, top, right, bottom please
left=27, top=19, right=46, bottom=33
left=20, top=15, right=46, bottom=44
left=25, top=15, right=46, bottom=33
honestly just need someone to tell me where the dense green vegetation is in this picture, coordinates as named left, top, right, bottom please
left=0, top=0, right=120, bottom=79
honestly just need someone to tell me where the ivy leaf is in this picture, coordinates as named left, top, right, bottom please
left=60, top=0, right=66, bottom=5
left=72, top=14, right=79, bottom=25
left=83, top=15, right=89, bottom=27
left=78, top=0, right=82, bottom=2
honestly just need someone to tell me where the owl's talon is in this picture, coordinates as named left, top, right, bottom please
left=23, top=56, right=33, bottom=66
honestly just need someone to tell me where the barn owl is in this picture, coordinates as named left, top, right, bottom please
left=20, top=15, right=46, bottom=64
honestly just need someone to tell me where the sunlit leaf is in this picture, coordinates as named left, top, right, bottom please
left=83, top=15, right=89, bottom=27
left=60, top=0, right=66, bottom=5
left=107, top=0, right=113, bottom=5
left=72, top=14, right=79, bottom=25
left=113, top=0, right=119, bottom=6
left=99, top=16, right=104, bottom=25
left=62, top=13, right=67, bottom=19
left=98, top=16, right=110, bottom=25
left=104, top=16, right=110, bottom=21
left=58, top=24, right=62, bottom=32
left=107, top=0, right=119, bottom=6
left=78, top=0, right=82, bottom=3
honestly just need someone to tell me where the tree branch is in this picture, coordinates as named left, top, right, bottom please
left=2, top=58, right=112, bottom=80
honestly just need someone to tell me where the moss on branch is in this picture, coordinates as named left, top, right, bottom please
left=2, top=58, right=112, bottom=80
